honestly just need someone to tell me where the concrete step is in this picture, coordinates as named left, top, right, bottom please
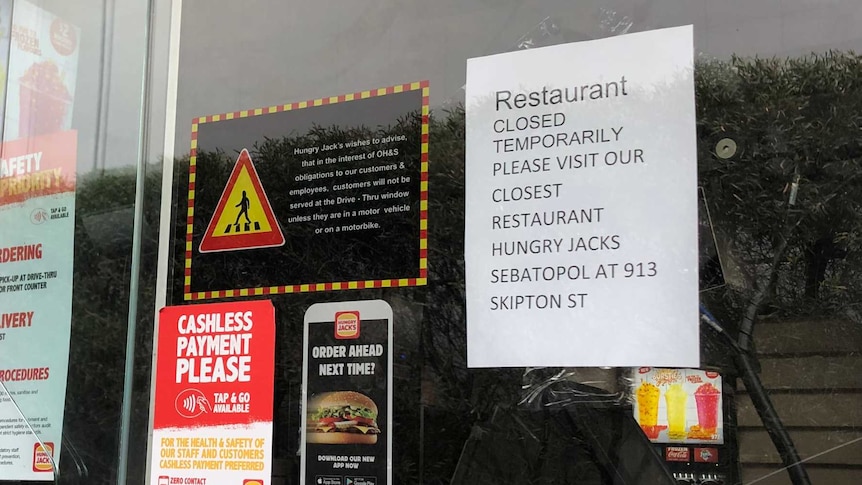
left=741, top=465, right=862, bottom=485
left=737, top=392, right=862, bottom=427
left=739, top=429, right=862, bottom=465
left=741, top=319, right=861, bottom=483
left=753, top=319, right=862, bottom=355
left=743, top=355, right=862, bottom=390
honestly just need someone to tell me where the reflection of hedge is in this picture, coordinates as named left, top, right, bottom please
left=63, top=52, right=862, bottom=484
left=697, top=52, right=862, bottom=323
left=65, top=167, right=162, bottom=483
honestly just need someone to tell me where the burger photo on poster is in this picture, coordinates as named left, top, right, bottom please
left=306, top=391, right=381, bottom=444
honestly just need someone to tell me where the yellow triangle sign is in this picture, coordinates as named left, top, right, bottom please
left=199, top=149, right=285, bottom=253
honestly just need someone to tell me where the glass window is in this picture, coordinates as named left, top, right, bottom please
left=0, top=0, right=154, bottom=483
left=151, top=2, right=862, bottom=484
left=4, top=1, right=862, bottom=484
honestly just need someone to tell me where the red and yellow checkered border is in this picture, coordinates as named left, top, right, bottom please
left=184, top=80, right=430, bottom=301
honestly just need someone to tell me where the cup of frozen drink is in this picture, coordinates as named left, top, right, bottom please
left=636, top=382, right=660, bottom=428
left=19, top=61, right=71, bottom=137
left=665, top=383, right=687, bottom=439
left=694, top=383, right=720, bottom=432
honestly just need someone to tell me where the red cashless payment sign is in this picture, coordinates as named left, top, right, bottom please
left=149, top=300, right=275, bottom=485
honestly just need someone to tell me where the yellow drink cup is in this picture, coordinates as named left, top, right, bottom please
left=665, top=384, right=687, bottom=440
left=636, top=382, right=660, bottom=427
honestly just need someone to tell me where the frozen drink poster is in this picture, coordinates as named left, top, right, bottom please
left=633, top=367, right=723, bottom=444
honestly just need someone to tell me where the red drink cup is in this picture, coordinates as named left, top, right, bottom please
left=694, top=383, right=720, bottom=432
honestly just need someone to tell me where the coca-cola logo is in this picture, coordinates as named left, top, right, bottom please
left=665, top=446, right=690, bottom=462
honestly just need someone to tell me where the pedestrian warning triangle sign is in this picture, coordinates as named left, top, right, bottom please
left=199, top=149, right=285, bottom=253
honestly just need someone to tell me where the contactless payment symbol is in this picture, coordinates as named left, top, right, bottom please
left=199, top=149, right=285, bottom=253
left=174, top=388, right=211, bottom=418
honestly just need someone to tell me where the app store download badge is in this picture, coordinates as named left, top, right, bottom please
left=315, top=476, right=343, bottom=485
left=346, top=477, right=377, bottom=485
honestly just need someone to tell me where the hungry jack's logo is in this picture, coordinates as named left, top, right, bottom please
left=243, top=480, right=264, bottom=485
left=335, top=311, right=360, bottom=339
left=32, top=442, right=54, bottom=472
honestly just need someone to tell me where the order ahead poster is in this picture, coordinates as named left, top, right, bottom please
left=0, top=130, right=77, bottom=480
left=301, top=300, right=393, bottom=485
left=464, top=26, right=698, bottom=368
left=184, top=82, right=429, bottom=301
left=150, top=300, right=275, bottom=485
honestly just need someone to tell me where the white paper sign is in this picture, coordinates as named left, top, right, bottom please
left=465, top=26, right=699, bottom=368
